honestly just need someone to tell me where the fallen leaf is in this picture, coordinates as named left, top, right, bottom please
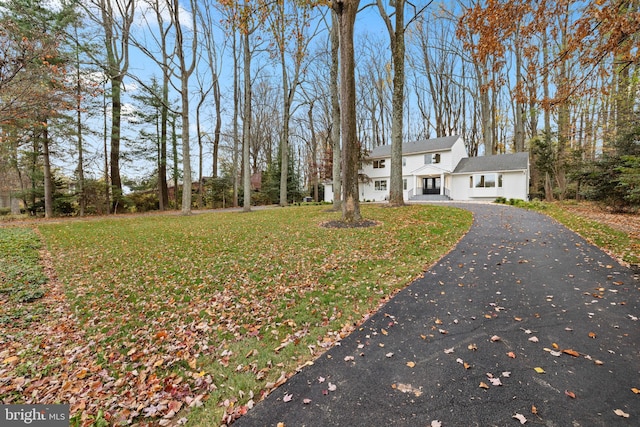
left=534, top=367, right=545, bottom=374
left=489, top=377, right=502, bottom=386
left=3, top=356, right=19, bottom=365
left=381, top=328, right=388, bottom=336
left=444, top=347, right=455, bottom=354
left=386, top=352, right=394, bottom=358
left=463, top=362, right=471, bottom=370
left=468, top=343, right=478, bottom=351
left=552, top=343, right=559, bottom=349
left=531, top=405, right=537, bottom=415
left=502, top=371, right=511, bottom=377
left=439, top=329, right=448, bottom=335
left=479, top=381, right=489, bottom=389
left=588, top=332, right=596, bottom=339
left=513, top=413, right=527, bottom=424
left=328, top=382, right=336, bottom=392
left=431, top=421, right=442, bottom=427
left=528, top=336, right=539, bottom=343
left=562, top=349, right=580, bottom=357
left=549, top=350, right=562, bottom=357
left=394, top=383, right=423, bottom=397
left=344, top=356, right=354, bottom=361
left=507, top=352, right=516, bottom=359
left=303, top=398, right=311, bottom=404
left=632, top=387, right=640, bottom=394
left=435, top=318, right=443, bottom=325
left=490, top=335, right=501, bottom=342
left=613, top=409, right=629, bottom=418
left=565, top=390, right=576, bottom=399
left=277, top=423, right=285, bottom=427
left=318, top=376, right=325, bottom=383
left=406, top=361, right=416, bottom=368
left=594, top=359, right=604, bottom=365
left=514, top=317, right=523, bottom=321
left=456, top=358, right=464, bottom=364
left=283, top=393, right=293, bottom=402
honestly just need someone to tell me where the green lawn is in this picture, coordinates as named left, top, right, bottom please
left=1, top=204, right=472, bottom=426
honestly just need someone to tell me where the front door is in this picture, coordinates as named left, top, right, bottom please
left=423, top=177, right=441, bottom=195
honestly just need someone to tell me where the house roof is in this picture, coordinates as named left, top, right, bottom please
left=367, top=135, right=461, bottom=158
left=453, top=152, right=529, bottom=174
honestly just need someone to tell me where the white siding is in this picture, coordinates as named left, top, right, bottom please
left=352, top=136, right=528, bottom=202
left=323, top=183, right=334, bottom=203
left=450, top=170, right=528, bottom=201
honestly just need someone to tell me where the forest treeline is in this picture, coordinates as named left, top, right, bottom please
left=0, top=0, right=638, bottom=219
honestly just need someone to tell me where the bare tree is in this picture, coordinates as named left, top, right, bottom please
left=167, top=0, right=198, bottom=215
left=266, top=0, right=319, bottom=207
left=376, top=0, right=431, bottom=206
left=133, top=0, right=175, bottom=210
left=82, top=0, right=135, bottom=211
left=330, top=9, right=341, bottom=210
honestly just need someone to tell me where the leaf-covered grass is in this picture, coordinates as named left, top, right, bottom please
left=0, top=227, right=47, bottom=310
left=504, top=200, right=640, bottom=266
left=2, top=204, right=471, bottom=425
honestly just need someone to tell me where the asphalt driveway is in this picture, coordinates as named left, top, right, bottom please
left=233, top=203, right=640, bottom=427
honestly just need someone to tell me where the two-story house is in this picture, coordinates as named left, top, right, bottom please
left=324, top=135, right=529, bottom=202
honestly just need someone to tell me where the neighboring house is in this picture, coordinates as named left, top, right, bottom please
left=323, top=135, right=529, bottom=202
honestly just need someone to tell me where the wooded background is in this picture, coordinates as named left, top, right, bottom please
left=0, top=0, right=638, bottom=218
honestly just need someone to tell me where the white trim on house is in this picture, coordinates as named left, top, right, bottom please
left=323, top=135, right=530, bottom=203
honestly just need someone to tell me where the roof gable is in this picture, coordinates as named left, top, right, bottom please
left=368, top=135, right=462, bottom=159
left=453, top=152, right=529, bottom=174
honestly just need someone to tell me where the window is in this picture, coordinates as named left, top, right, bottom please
left=375, top=180, right=387, bottom=191
left=373, top=159, right=385, bottom=169
left=424, top=153, right=441, bottom=165
left=471, top=174, right=503, bottom=188
left=402, top=157, right=406, bottom=167
left=403, top=179, right=407, bottom=190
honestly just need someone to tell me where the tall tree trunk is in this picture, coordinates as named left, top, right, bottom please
left=334, top=0, right=361, bottom=223
left=514, top=24, right=525, bottom=152
left=475, top=63, right=493, bottom=155
left=330, top=9, right=341, bottom=211
left=75, top=40, right=85, bottom=216
left=42, top=124, right=53, bottom=218
left=172, top=115, right=179, bottom=208
left=172, top=0, right=197, bottom=215
left=308, top=102, right=319, bottom=202
left=110, top=74, right=123, bottom=211
left=213, top=77, right=222, bottom=178
left=159, top=75, right=169, bottom=210
left=377, top=0, right=405, bottom=206
left=232, top=28, right=239, bottom=207
left=243, top=31, right=252, bottom=213
left=279, top=49, right=290, bottom=207
left=103, top=84, right=110, bottom=213
left=196, top=99, right=204, bottom=209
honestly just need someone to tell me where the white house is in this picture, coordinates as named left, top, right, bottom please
left=323, top=135, right=529, bottom=202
